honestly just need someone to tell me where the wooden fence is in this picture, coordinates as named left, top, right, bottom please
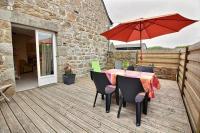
left=137, top=50, right=180, bottom=80
left=136, top=47, right=200, bottom=132
left=177, top=43, right=200, bottom=133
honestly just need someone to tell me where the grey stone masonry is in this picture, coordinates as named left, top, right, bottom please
left=0, top=0, right=110, bottom=84
left=0, top=19, right=15, bottom=97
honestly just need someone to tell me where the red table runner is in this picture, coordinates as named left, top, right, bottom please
left=104, top=69, right=160, bottom=98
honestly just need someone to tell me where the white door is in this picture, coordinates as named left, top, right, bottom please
left=35, top=30, right=57, bottom=86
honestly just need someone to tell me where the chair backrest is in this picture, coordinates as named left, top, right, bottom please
left=135, top=66, right=153, bottom=73
left=127, top=65, right=134, bottom=71
left=117, top=75, right=144, bottom=103
left=115, top=60, right=122, bottom=69
left=91, top=60, right=101, bottom=72
left=122, top=60, right=129, bottom=69
left=90, top=71, right=111, bottom=94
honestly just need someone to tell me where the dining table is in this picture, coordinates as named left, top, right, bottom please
left=104, top=69, right=160, bottom=98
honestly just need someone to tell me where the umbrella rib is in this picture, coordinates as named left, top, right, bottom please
left=125, top=24, right=138, bottom=42
left=148, top=20, right=178, bottom=32
left=143, top=29, right=151, bottom=38
left=106, top=24, right=133, bottom=39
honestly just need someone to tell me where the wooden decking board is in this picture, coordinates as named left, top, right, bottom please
left=35, top=89, right=118, bottom=132
left=0, top=100, right=25, bottom=133
left=51, top=85, right=170, bottom=133
left=17, top=93, right=71, bottom=133
left=60, top=81, right=186, bottom=122
left=34, top=86, right=133, bottom=133
left=0, top=77, right=192, bottom=133
left=75, top=78, right=191, bottom=132
left=6, top=98, right=41, bottom=133
left=78, top=78, right=188, bottom=116
left=23, top=91, right=90, bottom=133
left=29, top=89, right=103, bottom=133
left=44, top=84, right=176, bottom=132
left=42, top=88, right=134, bottom=133
left=32, top=88, right=118, bottom=133
left=0, top=103, right=10, bottom=133
left=32, top=87, right=141, bottom=133
left=12, top=95, right=56, bottom=133
left=54, top=84, right=186, bottom=132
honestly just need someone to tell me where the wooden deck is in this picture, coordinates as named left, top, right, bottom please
left=0, top=77, right=191, bottom=133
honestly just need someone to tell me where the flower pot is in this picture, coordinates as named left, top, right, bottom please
left=63, top=74, right=76, bottom=85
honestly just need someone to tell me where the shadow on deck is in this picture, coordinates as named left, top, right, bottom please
left=0, top=77, right=191, bottom=133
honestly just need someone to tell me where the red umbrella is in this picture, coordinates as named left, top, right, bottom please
left=101, top=13, right=198, bottom=59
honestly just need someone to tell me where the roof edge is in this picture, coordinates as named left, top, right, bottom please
left=100, top=0, right=113, bottom=25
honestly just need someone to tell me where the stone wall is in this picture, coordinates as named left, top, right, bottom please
left=0, top=19, right=15, bottom=97
left=0, top=0, right=109, bottom=82
left=106, top=50, right=137, bottom=69
left=106, top=50, right=178, bottom=80
left=153, top=67, right=177, bottom=80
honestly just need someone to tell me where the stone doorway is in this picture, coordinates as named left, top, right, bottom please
left=12, top=25, right=38, bottom=91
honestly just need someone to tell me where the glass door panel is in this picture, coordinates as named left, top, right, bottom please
left=36, top=30, right=57, bottom=86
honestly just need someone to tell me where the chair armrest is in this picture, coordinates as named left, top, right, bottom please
left=135, top=92, right=146, bottom=103
left=0, top=84, right=12, bottom=91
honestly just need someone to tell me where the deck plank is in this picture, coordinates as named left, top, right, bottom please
left=6, top=98, right=40, bottom=133
left=17, top=93, right=71, bottom=133
left=38, top=85, right=152, bottom=132
left=12, top=94, right=55, bottom=133
left=0, top=102, right=10, bottom=133
left=31, top=87, right=132, bottom=133
left=54, top=84, right=186, bottom=132
left=0, top=100, right=25, bottom=133
left=0, top=77, right=192, bottom=133
left=28, top=89, right=104, bottom=133
left=23, top=91, right=87, bottom=133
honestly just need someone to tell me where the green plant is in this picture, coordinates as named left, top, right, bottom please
left=64, top=64, right=72, bottom=75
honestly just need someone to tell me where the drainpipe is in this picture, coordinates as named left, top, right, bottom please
left=106, top=24, right=111, bottom=52
left=100, top=0, right=113, bottom=52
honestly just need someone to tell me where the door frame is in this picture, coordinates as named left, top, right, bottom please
left=35, top=29, right=57, bottom=86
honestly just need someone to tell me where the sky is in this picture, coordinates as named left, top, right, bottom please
left=103, top=0, right=200, bottom=48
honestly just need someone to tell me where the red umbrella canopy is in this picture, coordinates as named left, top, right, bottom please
left=101, top=13, right=198, bottom=42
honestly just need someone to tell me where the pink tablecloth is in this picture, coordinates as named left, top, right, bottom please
left=104, top=69, right=160, bottom=98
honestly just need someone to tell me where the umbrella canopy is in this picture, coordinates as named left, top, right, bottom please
left=101, top=13, right=197, bottom=42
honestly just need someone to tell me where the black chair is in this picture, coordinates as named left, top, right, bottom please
left=116, top=75, right=148, bottom=126
left=135, top=66, right=154, bottom=73
left=90, top=71, right=116, bottom=113
left=127, top=65, right=134, bottom=71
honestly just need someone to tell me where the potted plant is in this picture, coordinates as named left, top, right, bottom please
left=63, top=64, right=76, bottom=85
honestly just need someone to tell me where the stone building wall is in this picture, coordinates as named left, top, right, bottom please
left=106, top=50, right=137, bottom=69
left=0, top=0, right=109, bottom=83
left=0, top=19, right=15, bottom=96
left=106, top=50, right=178, bottom=80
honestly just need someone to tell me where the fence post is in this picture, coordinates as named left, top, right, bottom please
left=181, top=47, right=189, bottom=95
left=136, top=51, right=138, bottom=64
left=177, top=50, right=181, bottom=82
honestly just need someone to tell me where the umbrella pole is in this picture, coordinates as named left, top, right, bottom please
left=139, top=22, right=143, bottom=61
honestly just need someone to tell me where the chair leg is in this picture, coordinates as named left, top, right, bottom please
left=117, top=98, right=123, bottom=118
left=123, top=98, right=126, bottom=107
left=105, top=94, right=111, bottom=113
left=136, top=102, right=142, bottom=126
left=93, top=92, right=98, bottom=107
left=115, top=88, right=119, bottom=105
left=148, top=97, right=151, bottom=102
left=143, top=97, right=148, bottom=115
left=101, top=94, right=104, bottom=100
left=0, top=91, right=10, bottom=102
